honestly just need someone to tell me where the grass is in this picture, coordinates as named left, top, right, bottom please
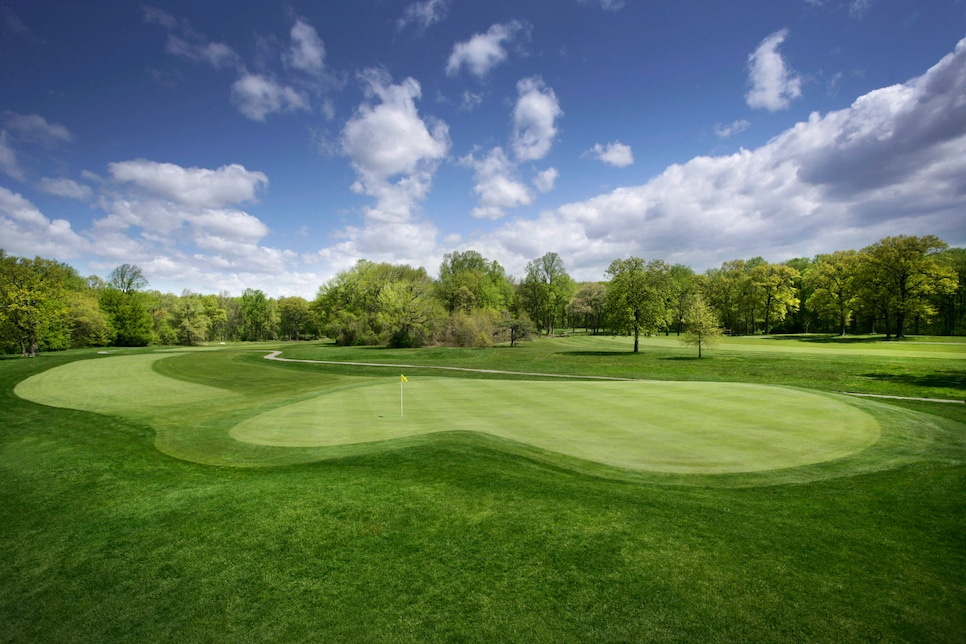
left=1, top=335, right=965, bottom=641
left=17, top=353, right=879, bottom=474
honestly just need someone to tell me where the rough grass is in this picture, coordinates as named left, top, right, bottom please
left=2, top=336, right=965, bottom=642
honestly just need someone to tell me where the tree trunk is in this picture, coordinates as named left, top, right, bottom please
left=895, top=309, right=906, bottom=339
left=633, top=330, right=639, bottom=353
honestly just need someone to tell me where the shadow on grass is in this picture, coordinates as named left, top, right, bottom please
left=556, top=351, right=639, bottom=357
left=763, top=334, right=889, bottom=345
left=862, top=371, right=966, bottom=390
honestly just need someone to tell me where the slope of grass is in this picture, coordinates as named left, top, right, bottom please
left=2, top=338, right=965, bottom=641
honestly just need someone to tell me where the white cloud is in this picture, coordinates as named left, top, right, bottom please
left=2, top=111, right=72, bottom=145
left=0, top=186, right=89, bottom=257
left=342, top=70, right=450, bottom=186
left=335, top=69, right=449, bottom=259
left=398, top=0, right=449, bottom=32
left=584, top=141, right=634, bottom=167
left=108, top=160, right=268, bottom=209
left=144, top=7, right=239, bottom=70
left=142, top=6, right=177, bottom=30
left=533, top=167, right=559, bottom=193
left=512, top=76, right=562, bottom=162
left=714, top=120, right=751, bottom=138
left=230, top=74, right=311, bottom=121
left=445, top=20, right=528, bottom=78
left=461, top=147, right=534, bottom=220
left=165, top=35, right=239, bottom=69
left=746, top=29, right=802, bottom=111
left=284, top=18, right=325, bottom=75
left=471, top=35, right=966, bottom=281
left=849, top=0, right=875, bottom=18
left=579, top=0, right=627, bottom=10
left=37, top=177, right=93, bottom=201
left=0, top=131, right=23, bottom=180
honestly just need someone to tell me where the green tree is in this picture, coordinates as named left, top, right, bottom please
left=521, top=252, right=573, bottom=335
left=201, top=294, right=228, bottom=341
left=240, top=288, right=273, bottom=341
left=99, top=288, right=154, bottom=346
left=859, top=235, right=957, bottom=339
left=668, top=264, right=696, bottom=336
left=605, top=257, right=673, bottom=353
left=436, top=250, right=513, bottom=314
left=806, top=250, right=859, bottom=336
left=567, top=282, right=607, bottom=334
left=681, top=294, right=723, bottom=358
left=108, top=263, right=148, bottom=294
left=66, top=290, right=114, bottom=347
left=278, top=296, right=311, bottom=341
left=170, top=292, right=211, bottom=346
left=315, top=260, right=441, bottom=346
left=0, top=253, right=77, bottom=356
left=749, top=262, right=800, bottom=334
left=935, top=248, right=966, bottom=335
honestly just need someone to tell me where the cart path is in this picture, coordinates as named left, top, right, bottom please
left=262, top=351, right=965, bottom=402
left=262, top=350, right=637, bottom=380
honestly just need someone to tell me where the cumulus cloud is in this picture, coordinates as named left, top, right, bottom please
left=398, top=0, right=449, bottom=32
left=746, top=29, right=802, bottom=111
left=584, top=141, right=634, bottom=167
left=37, top=177, right=93, bottom=201
left=108, top=160, right=268, bottom=208
left=283, top=18, right=325, bottom=75
left=445, top=20, right=529, bottom=78
left=512, top=76, right=562, bottom=162
left=230, top=74, right=311, bottom=121
left=471, top=36, right=966, bottom=280
left=0, top=186, right=89, bottom=257
left=336, top=69, right=449, bottom=257
left=461, top=147, right=534, bottom=220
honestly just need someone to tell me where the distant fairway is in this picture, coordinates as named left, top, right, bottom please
left=16, top=352, right=880, bottom=474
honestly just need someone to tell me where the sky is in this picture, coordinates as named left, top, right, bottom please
left=2, top=0, right=965, bottom=298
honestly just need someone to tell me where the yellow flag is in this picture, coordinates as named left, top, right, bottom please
left=400, top=374, right=408, bottom=382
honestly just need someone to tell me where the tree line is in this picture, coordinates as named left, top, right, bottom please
left=1, top=235, right=962, bottom=357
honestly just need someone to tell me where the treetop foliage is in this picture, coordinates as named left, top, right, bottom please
left=1, top=234, right=962, bottom=355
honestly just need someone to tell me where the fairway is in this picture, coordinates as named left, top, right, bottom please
left=16, top=352, right=880, bottom=474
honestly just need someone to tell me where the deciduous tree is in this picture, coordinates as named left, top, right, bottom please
left=682, top=294, right=723, bottom=358
left=605, top=257, right=672, bottom=352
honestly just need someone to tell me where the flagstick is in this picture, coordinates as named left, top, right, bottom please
left=400, top=377, right=404, bottom=418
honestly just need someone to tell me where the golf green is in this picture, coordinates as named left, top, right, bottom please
left=16, top=352, right=881, bottom=474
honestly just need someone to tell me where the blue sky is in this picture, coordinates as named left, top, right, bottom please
left=2, top=0, right=965, bottom=297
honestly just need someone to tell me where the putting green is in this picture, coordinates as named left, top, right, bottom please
left=16, top=353, right=880, bottom=474
left=230, top=378, right=880, bottom=473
